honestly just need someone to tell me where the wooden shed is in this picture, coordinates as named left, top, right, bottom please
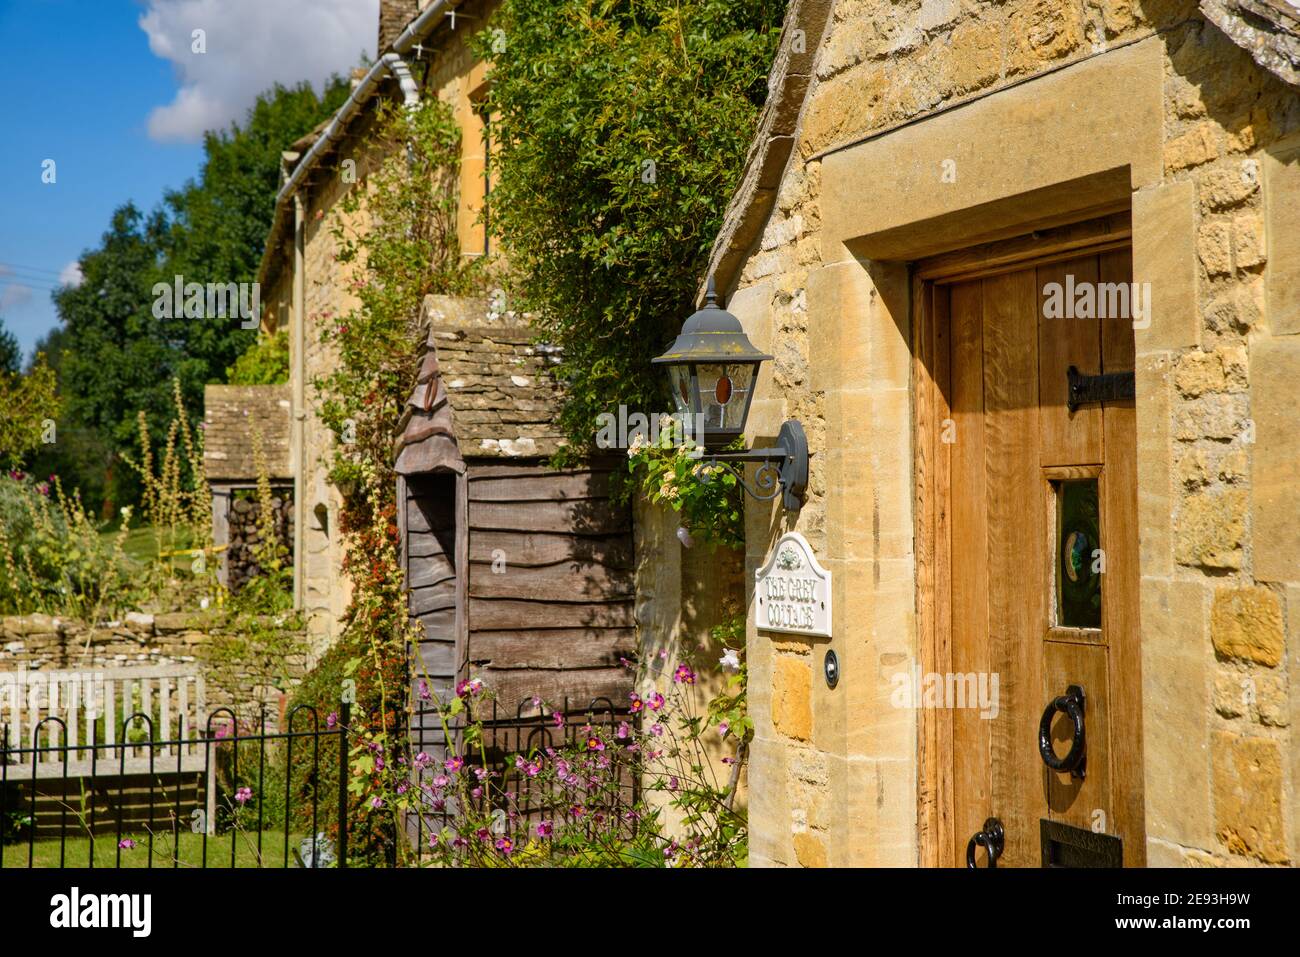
left=393, top=320, right=636, bottom=747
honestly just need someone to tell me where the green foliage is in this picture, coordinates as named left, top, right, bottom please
left=0, top=472, right=136, bottom=618
left=0, top=353, right=60, bottom=469
left=0, top=318, right=19, bottom=375
left=294, top=96, right=479, bottom=866
left=364, top=657, right=748, bottom=867
left=318, top=97, right=480, bottom=497
left=475, top=0, right=783, bottom=458
left=626, top=417, right=744, bottom=549
left=227, top=328, right=290, bottom=384
left=0, top=381, right=217, bottom=618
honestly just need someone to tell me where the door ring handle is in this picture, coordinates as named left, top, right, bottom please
left=965, top=817, right=1004, bottom=869
left=1038, top=684, right=1086, bottom=779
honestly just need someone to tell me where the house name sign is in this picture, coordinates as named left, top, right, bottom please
left=755, top=532, right=832, bottom=638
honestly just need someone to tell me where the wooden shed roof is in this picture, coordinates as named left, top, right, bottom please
left=394, top=321, right=566, bottom=475
left=203, top=384, right=292, bottom=482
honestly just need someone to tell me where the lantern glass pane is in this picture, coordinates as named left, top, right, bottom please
left=696, top=363, right=757, bottom=435
left=667, top=364, right=694, bottom=415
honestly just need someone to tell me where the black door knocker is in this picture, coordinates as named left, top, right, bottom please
left=1038, top=684, right=1086, bottom=779
left=966, top=817, right=1005, bottom=869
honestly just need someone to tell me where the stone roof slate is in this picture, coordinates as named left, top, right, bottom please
left=394, top=302, right=566, bottom=474
left=203, top=385, right=293, bottom=482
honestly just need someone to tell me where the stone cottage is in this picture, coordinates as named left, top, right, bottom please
left=704, top=0, right=1300, bottom=866
left=202, top=384, right=293, bottom=590
left=256, top=0, right=500, bottom=650
left=253, top=0, right=641, bottom=735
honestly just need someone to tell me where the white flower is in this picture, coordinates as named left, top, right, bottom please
left=720, top=648, right=741, bottom=671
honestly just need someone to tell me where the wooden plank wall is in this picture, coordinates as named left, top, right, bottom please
left=404, top=473, right=459, bottom=756
left=463, top=463, right=635, bottom=714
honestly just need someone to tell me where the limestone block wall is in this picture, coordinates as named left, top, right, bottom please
left=633, top=499, right=749, bottom=828
left=0, top=613, right=307, bottom=712
left=720, top=0, right=1299, bottom=867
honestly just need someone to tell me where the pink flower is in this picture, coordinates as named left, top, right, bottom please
left=445, top=756, right=464, bottom=772
left=118, top=838, right=136, bottom=850
left=719, top=721, right=729, bottom=737
left=371, top=796, right=384, bottom=809
left=668, top=776, right=679, bottom=791
left=414, top=751, right=431, bottom=767
left=432, top=774, right=449, bottom=789
left=616, top=721, right=630, bottom=739
left=650, top=723, right=663, bottom=737
left=428, top=833, right=440, bottom=848
left=456, top=678, right=484, bottom=698
left=673, top=664, right=696, bottom=685
left=418, top=679, right=431, bottom=702
left=648, top=692, right=665, bottom=712
left=476, top=828, right=491, bottom=842
left=552, top=712, right=565, bottom=728
left=495, top=837, right=513, bottom=856
left=586, top=735, right=605, bottom=752
left=326, top=711, right=338, bottom=729
left=536, top=821, right=553, bottom=838
left=629, top=692, right=643, bottom=713
left=234, top=786, right=252, bottom=805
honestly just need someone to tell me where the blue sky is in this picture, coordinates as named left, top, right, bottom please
left=0, top=0, right=375, bottom=361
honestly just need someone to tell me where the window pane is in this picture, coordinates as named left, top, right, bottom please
left=1055, top=478, right=1102, bottom=629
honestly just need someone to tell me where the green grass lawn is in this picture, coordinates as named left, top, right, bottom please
left=2, top=831, right=311, bottom=868
left=103, top=524, right=201, bottom=573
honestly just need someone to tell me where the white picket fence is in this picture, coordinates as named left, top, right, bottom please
left=0, top=666, right=209, bottom=779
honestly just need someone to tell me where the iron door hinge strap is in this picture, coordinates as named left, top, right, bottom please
left=1067, top=365, right=1135, bottom=412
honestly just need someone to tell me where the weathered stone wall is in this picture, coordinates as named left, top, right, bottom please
left=720, top=0, right=1299, bottom=867
left=0, top=613, right=307, bottom=711
left=633, top=500, right=749, bottom=829
left=225, top=490, right=294, bottom=592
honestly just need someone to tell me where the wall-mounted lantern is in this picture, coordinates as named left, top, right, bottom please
left=653, top=277, right=808, bottom=510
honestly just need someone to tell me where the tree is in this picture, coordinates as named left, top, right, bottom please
left=476, top=0, right=783, bottom=456
left=0, top=318, right=19, bottom=374
left=162, top=79, right=351, bottom=389
left=0, top=353, right=60, bottom=469
left=47, top=78, right=350, bottom=510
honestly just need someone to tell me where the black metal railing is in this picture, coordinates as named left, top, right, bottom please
left=0, top=703, right=350, bottom=869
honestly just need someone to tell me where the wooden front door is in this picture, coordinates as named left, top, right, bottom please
left=922, top=239, right=1145, bottom=867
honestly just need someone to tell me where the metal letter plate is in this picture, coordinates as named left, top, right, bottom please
left=1040, top=819, right=1124, bottom=868
left=1067, top=365, right=1135, bottom=412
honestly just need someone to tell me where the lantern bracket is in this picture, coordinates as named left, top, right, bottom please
left=696, top=420, right=808, bottom=511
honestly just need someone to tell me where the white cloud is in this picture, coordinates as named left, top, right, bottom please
left=0, top=284, right=34, bottom=312
left=140, top=0, right=378, bottom=143
left=59, top=262, right=84, bottom=288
